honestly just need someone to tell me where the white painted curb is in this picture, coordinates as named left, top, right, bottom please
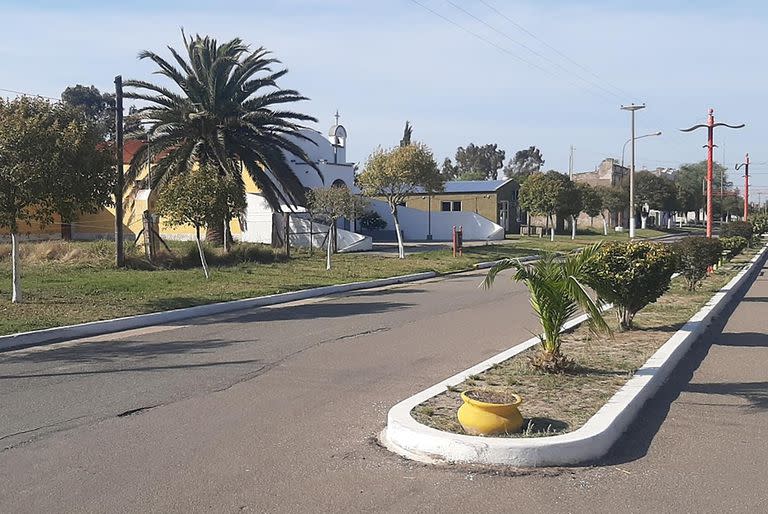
left=381, top=245, right=768, bottom=467
left=0, top=271, right=437, bottom=352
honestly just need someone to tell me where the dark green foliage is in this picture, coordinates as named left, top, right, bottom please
left=750, top=214, right=768, bottom=236
left=719, top=236, right=748, bottom=259
left=130, top=242, right=280, bottom=270
left=442, top=143, right=506, bottom=181
left=720, top=221, right=753, bottom=240
left=673, top=237, right=723, bottom=291
left=588, top=241, right=677, bottom=330
left=358, top=210, right=387, bottom=230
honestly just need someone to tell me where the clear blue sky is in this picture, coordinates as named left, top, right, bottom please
left=4, top=0, right=768, bottom=198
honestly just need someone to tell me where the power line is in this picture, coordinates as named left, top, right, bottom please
left=473, top=0, right=634, bottom=101
left=408, top=0, right=615, bottom=102
left=0, top=87, right=59, bottom=101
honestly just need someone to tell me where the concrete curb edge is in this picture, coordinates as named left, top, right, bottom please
left=381, top=244, right=768, bottom=467
left=0, top=271, right=439, bottom=352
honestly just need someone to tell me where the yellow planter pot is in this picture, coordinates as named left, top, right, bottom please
left=457, top=390, right=524, bottom=436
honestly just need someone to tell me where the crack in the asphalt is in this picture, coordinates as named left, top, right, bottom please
left=0, top=415, right=91, bottom=450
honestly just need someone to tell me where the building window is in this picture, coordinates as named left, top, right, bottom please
left=441, top=201, right=462, bottom=212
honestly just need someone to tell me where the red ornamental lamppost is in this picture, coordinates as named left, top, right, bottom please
left=735, top=153, right=750, bottom=221
left=681, top=109, right=745, bottom=238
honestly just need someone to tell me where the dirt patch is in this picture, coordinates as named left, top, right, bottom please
left=412, top=249, right=761, bottom=438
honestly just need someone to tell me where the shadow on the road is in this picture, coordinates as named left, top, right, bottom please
left=714, top=332, right=768, bottom=347
left=740, top=296, right=768, bottom=303
left=0, top=337, right=247, bottom=365
left=207, top=300, right=413, bottom=325
left=684, top=381, right=768, bottom=410
left=596, top=253, right=767, bottom=467
left=348, top=288, right=429, bottom=298
left=0, top=358, right=262, bottom=380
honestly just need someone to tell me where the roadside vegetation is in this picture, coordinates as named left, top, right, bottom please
left=414, top=241, right=763, bottom=437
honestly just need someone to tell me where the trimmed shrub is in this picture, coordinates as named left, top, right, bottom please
left=673, top=237, right=722, bottom=290
left=720, top=236, right=748, bottom=260
left=720, top=221, right=753, bottom=241
left=588, top=241, right=677, bottom=330
left=750, top=214, right=768, bottom=237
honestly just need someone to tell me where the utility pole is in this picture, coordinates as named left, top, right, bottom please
left=568, top=145, right=574, bottom=179
left=736, top=153, right=750, bottom=221
left=680, top=108, right=745, bottom=238
left=620, top=103, right=645, bottom=238
left=114, top=75, right=125, bottom=267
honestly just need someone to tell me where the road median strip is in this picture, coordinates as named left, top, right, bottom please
left=381, top=244, right=768, bottom=467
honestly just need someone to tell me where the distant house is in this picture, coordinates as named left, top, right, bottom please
left=399, top=179, right=520, bottom=234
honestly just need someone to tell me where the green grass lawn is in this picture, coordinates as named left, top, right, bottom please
left=501, top=227, right=676, bottom=253
left=0, top=228, right=695, bottom=337
left=0, top=242, right=535, bottom=336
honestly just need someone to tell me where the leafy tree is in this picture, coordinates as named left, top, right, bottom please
left=633, top=171, right=677, bottom=227
left=124, top=32, right=318, bottom=246
left=156, top=164, right=246, bottom=278
left=557, top=179, right=582, bottom=240
left=0, top=97, right=60, bottom=302
left=400, top=121, right=412, bottom=147
left=358, top=143, right=443, bottom=258
left=673, top=237, right=722, bottom=290
left=306, top=186, right=366, bottom=270
left=597, top=185, right=626, bottom=232
left=676, top=161, right=729, bottom=220
left=578, top=183, right=603, bottom=228
left=589, top=241, right=677, bottom=330
left=483, top=244, right=610, bottom=372
left=51, top=105, right=115, bottom=239
left=60, top=84, right=115, bottom=140
left=504, top=146, right=544, bottom=178
left=442, top=143, right=505, bottom=181
left=518, top=170, right=569, bottom=240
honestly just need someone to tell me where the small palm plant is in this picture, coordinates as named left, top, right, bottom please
left=482, top=244, right=610, bottom=372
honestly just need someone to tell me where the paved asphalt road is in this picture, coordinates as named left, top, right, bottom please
left=1, top=256, right=765, bottom=513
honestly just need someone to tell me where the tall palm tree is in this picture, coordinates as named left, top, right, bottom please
left=482, top=244, right=610, bottom=372
left=125, top=31, right=319, bottom=244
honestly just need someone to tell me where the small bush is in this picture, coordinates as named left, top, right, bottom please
left=720, top=221, right=753, bottom=241
left=588, top=241, right=677, bottom=330
left=673, top=237, right=723, bottom=290
left=750, top=214, right=768, bottom=238
left=720, top=236, right=748, bottom=260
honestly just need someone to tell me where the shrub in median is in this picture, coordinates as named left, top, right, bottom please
left=673, top=237, right=723, bottom=291
left=750, top=214, right=768, bottom=238
left=720, top=221, right=753, bottom=241
left=588, top=241, right=677, bottom=330
left=720, top=236, right=748, bottom=260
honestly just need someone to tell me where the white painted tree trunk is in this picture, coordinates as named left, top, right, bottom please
left=641, top=216, right=647, bottom=230
left=571, top=216, right=577, bottom=240
left=326, top=225, right=333, bottom=270
left=667, top=215, right=672, bottom=229
left=195, top=226, right=210, bottom=279
left=392, top=206, right=405, bottom=259
left=11, top=232, right=21, bottom=303
left=602, top=215, right=608, bottom=236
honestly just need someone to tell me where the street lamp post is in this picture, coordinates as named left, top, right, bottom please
left=735, top=154, right=750, bottom=221
left=621, top=131, right=662, bottom=169
left=620, top=103, right=646, bottom=239
left=681, top=109, right=745, bottom=238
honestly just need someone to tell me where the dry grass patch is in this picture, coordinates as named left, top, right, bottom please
left=412, top=248, right=762, bottom=437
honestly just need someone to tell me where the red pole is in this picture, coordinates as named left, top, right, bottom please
left=744, top=153, right=750, bottom=221
left=706, top=109, right=714, bottom=238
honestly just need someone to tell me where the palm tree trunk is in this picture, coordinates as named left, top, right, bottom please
left=11, top=232, right=22, bottom=303
left=205, top=216, right=224, bottom=247
left=195, top=225, right=210, bottom=279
